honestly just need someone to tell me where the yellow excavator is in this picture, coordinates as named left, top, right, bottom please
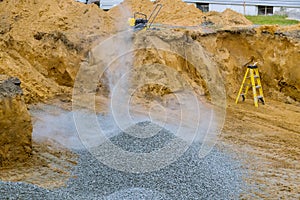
left=129, top=4, right=163, bottom=31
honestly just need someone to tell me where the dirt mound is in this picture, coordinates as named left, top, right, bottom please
left=154, top=0, right=205, bottom=26
left=206, top=9, right=252, bottom=27
left=0, top=75, right=32, bottom=167
left=109, top=0, right=251, bottom=27
left=0, top=0, right=111, bottom=103
left=279, top=23, right=300, bottom=31
left=108, top=0, right=204, bottom=26
left=1, top=0, right=111, bottom=41
left=109, top=0, right=154, bottom=16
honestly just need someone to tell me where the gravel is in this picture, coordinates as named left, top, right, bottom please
left=0, top=75, right=22, bottom=97
left=109, top=121, right=177, bottom=153
left=0, top=121, right=246, bottom=199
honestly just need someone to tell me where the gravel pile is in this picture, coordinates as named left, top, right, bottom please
left=109, top=121, right=177, bottom=153
left=0, top=121, right=246, bottom=199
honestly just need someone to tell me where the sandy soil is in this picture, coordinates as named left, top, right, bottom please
left=0, top=140, right=77, bottom=189
left=0, top=0, right=253, bottom=103
left=223, top=100, right=300, bottom=199
left=0, top=0, right=299, bottom=198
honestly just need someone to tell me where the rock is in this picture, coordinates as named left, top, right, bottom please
left=285, top=96, right=296, bottom=104
left=0, top=75, right=32, bottom=167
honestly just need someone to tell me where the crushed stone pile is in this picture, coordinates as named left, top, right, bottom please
left=0, top=121, right=246, bottom=199
left=0, top=75, right=22, bottom=97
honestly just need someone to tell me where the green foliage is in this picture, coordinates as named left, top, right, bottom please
left=246, top=15, right=299, bottom=25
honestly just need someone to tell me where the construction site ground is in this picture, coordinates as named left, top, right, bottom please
left=0, top=0, right=299, bottom=199
left=1, top=98, right=298, bottom=198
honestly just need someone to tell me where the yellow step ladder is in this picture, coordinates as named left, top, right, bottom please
left=235, top=62, right=265, bottom=107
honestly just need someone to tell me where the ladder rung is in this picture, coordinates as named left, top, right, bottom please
left=243, top=84, right=262, bottom=89
left=246, top=75, right=259, bottom=79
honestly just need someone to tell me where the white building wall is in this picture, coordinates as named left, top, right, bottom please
left=101, top=0, right=123, bottom=10
left=281, top=8, right=300, bottom=20
left=286, top=8, right=300, bottom=12
left=273, top=7, right=300, bottom=13
left=186, top=1, right=300, bottom=16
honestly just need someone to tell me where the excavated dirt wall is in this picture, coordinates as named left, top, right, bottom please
left=0, top=0, right=111, bottom=103
left=193, top=27, right=300, bottom=102
left=90, top=28, right=299, bottom=105
left=0, top=0, right=254, bottom=104
left=0, top=75, right=32, bottom=167
left=132, top=30, right=212, bottom=100
left=1, top=0, right=298, bottom=105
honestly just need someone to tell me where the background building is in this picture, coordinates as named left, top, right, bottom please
left=185, top=0, right=300, bottom=18
left=100, top=0, right=124, bottom=10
